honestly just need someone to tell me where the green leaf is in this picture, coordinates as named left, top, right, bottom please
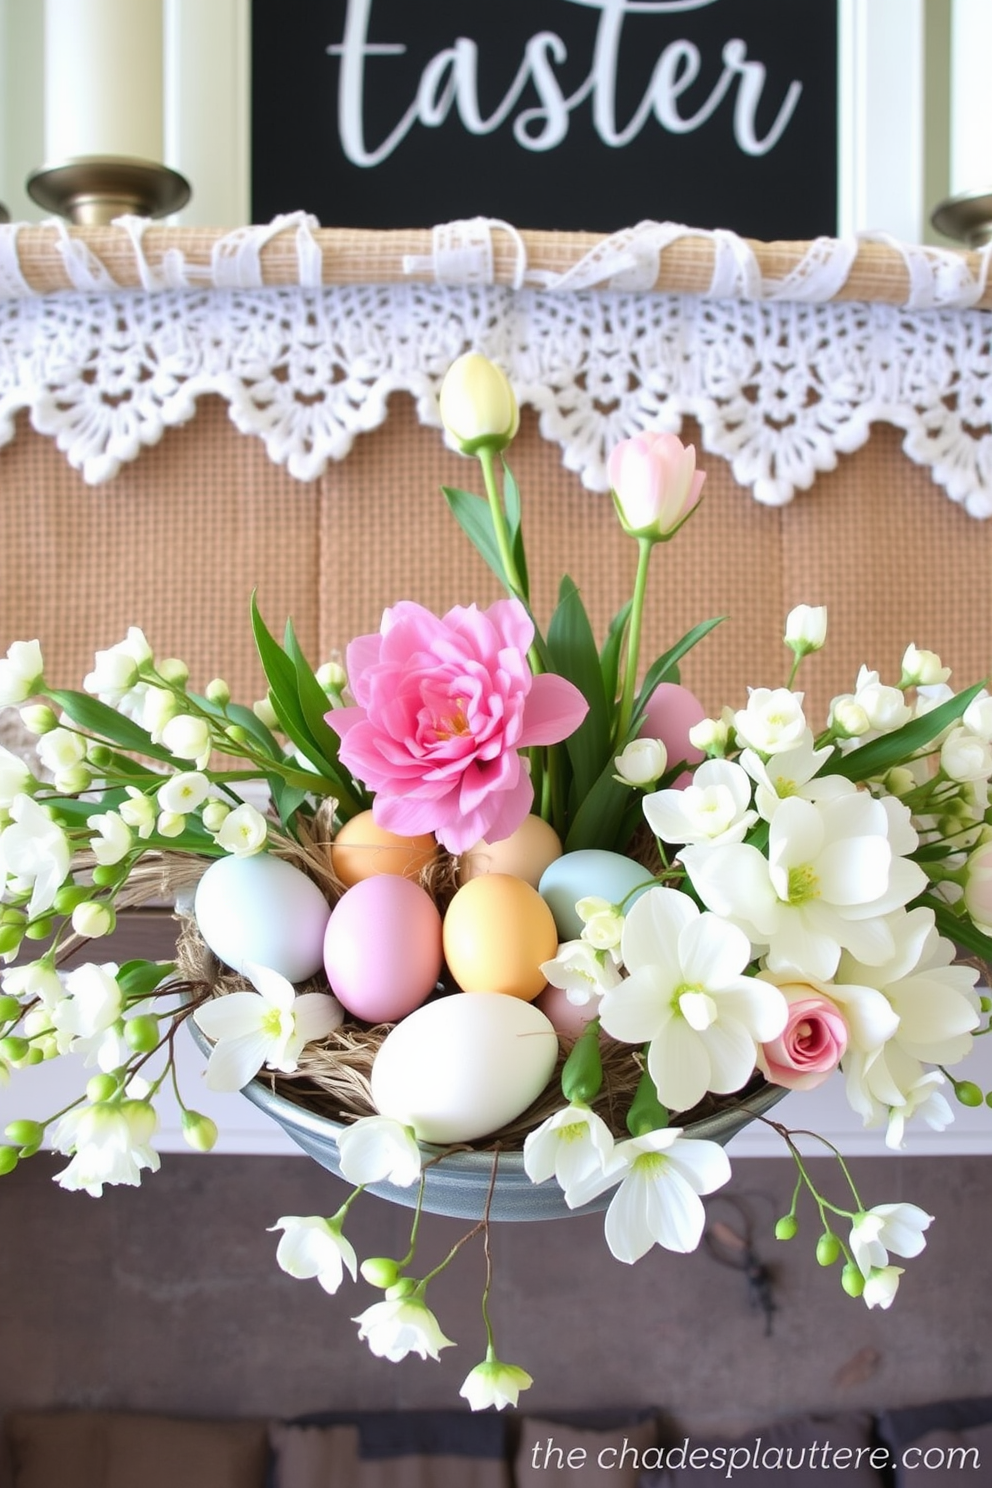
left=441, top=486, right=506, bottom=589
left=630, top=618, right=725, bottom=732
left=47, top=689, right=176, bottom=764
left=118, top=960, right=177, bottom=998
left=546, top=576, right=610, bottom=807
left=250, top=595, right=314, bottom=744
left=564, top=755, right=636, bottom=853
left=189, top=692, right=281, bottom=761
left=928, top=896, right=992, bottom=963
left=501, top=459, right=529, bottom=603
left=600, top=601, right=632, bottom=710
left=821, top=681, right=988, bottom=782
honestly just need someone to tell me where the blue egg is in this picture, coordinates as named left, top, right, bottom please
left=538, top=849, right=656, bottom=940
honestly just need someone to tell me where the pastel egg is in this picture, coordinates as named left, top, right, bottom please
left=535, top=982, right=602, bottom=1040
left=538, top=849, right=654, bottom=940
left=443, top=874, right=558, bottom=1001
left=194, top=852, right=331, bottom=984
left=639, top=681, right=707, bottom=784
left=323, top=875, right=442, bottom=1023
left=371, top=992, right=558, bottom=1144
left=329, top=810, right=437, bottom=888
left=459, top=814, right=563, bottom=889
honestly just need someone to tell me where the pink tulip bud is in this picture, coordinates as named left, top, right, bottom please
left=608, top=432, right=706, bottom=542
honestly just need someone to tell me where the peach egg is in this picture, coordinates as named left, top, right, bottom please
left=458, top=813, right=563, bottom=889
left=329, top=809, right=437, bottom=888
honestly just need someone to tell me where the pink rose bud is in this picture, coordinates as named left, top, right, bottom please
left=608, top=431, right=706, bottom=542
left=757, top=988, right=848, bottom=1091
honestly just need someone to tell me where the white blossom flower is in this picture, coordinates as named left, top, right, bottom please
left=215, top=802, right=268, bottom=856
left=0, top=747, right=34, bottom=809
left=643, top=759, right=758, bottom=846
left=565, top=1127, right=732, bottom=1261
left=941, top=725, right=992, bottom=783
left=87, top=810, right=132, bottom=866
left=575, top=896, right=624, bottom=951
left=142, top=686, right=180, bottom=742
left=2, top=957, right=63, bottom=1009
left=733, top=688, right=808, bottom=756
left=829, top=696, right=871, bottom=739
left=681, top=786, right=928, bottom=982
left=118, top=787, right=157, bottom=839
left=51, top=962, right=123, bottom=1066
left=852, top=665, right=913, bottom=733
left=739, top=734, right=838, bottom=820
left=51, top=1098, right=160, bottom=1196
left=0, top=794, right=72, bottom=919
left=193, top=962, right=343, bottom=1091
left=598, top=888, right=787, bottom=1113
left=963, top=691, right=992, bottom=742
left=849, top=1203, right=932, bottom=1278
left=460, top=1356, right=533, bottom=1411
left=614, top=738, right=667, bottom=787
left=36, top=726, right=86, bottom=775
left=862, top=1265, right=904, bottom=1310
left=784, top=604, right=827, bottom=654
left=335, top=1115, right=422, bottom=1188
left=0, top=640, right=44, bottom=705
left=156, top=771, right=211, bottom=815
left=901, top=644, right=950, bottom=688
left=539, top=940, right=622, bottom=1004
left=883, top=1070, right=953, bottom=1150
left=523, top=1104, right=616, bottom=1201
left=161, top=714, right=212, bottom=769
left=688, top=715, right=730, bottom=756
left=71, top=901, right=115, bottom=940
left=353, top=1296, right=455, bottom=1362
left=83, top=629, right=153, bottom=701
left=269, top=1215, right=357, bottom=1294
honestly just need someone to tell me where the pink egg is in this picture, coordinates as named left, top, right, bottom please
left=638, top=681, right=707, bottom=786
left=323, top=876, right=442, bottom=1023
left=535, top=982, right=602, bottom=1040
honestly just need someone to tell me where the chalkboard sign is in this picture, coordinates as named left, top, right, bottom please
left=252, top=0, right=837, bottom=239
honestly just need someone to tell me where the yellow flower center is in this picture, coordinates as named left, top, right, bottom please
left=787, top=864, right=820, bottom=905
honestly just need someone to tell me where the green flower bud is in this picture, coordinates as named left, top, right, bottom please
left=92, top=862, right=128, bottom=888
left=53, top=883, right=95, bottom=914
left=0, top=907, right=26, bottom=926
left=0, top=926, right=23, bottom=956
left=774, top=1215, right=798, bottom=1241
left=225, top=724, right=249, bottom=745
left=181, top=1110, right=219, bottom=1152
left=71, top=901, right=116, bottom=938
left=157, top=658, right=189, bottom=686
left=0, top=994, right=21, bottom=1023
left=20, top=704, right=57, bottom=735
left=5, top=1118, right=43, bottom=1148
left=625, top=1063, right=669, bottom=1137
left=384, top=1277, right=417, bottom=1300
left=816, top=1232, right=841, bottom=1266
left=0, top=1036, right=29, bottom=1063
left=361, top=1257, right=401, bottom=1289
left=24, top=917, right=53, bottom=941
left=86, top=743, right=115, bottom=769
left=21, top=1046, right=43, bottom=1067
left=841, top=1263, right=865, bottom=1298
left=205, top=678, right=231, bottom=707
left=201, top=802, right=230, bottom=833
left=86, top=1073, right=118, bottom=1103
left=0, top=1146, right=19, bottom=1176
left=954, top=1080, right=984, bottom=1108
left=561, top=1018, right=603, bottom=1106
left=124, top=1014, right=160, bottom=1053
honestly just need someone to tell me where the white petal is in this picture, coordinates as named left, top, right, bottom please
left=678, top=913, right=751, bottom=989
left=817, top=837, right=891, bottom=906
left=193, top=992, right=266, bottom=1040
left=293, top=992, right=345, bottom=1042
left=604, top=1173, right=656, bottom=1263
left=599, top=968, right=676, bottom=1045
left=621, top=888, right=697, bottom=974
left=645, top=1165, right=707, bottom=1252
left=243, top=961, right=295, bottom=1008
left=699, top=1017, right=760, bottom=1094
left=204, top=1030, right=271, bottom=1090
left=665, top=1138, right=733, bottom=1196
left=648, top=1019, right=710, bottom=1112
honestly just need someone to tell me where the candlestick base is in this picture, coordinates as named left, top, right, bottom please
left=930, top=188, right=992, bottom=248
left=26, top=156, right=191, bottom=226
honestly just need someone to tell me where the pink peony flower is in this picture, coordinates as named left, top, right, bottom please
left=608, top=432, right=706, bottom=541
left=326, top=599, right=588, bottom=854
left=757, top=985, right=849, bottom=1091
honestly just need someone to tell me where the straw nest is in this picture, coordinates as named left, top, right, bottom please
left=169, top=802, right=759, bottom=1150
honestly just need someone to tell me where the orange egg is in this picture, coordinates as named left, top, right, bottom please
left=329, top=810, right=437, bottom=888
left=459, top=813, right=563, bottom=889
left=442, top=873, right=558, bottom=1001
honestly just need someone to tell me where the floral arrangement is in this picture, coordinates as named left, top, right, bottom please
left=1, top=352, right=992, bottom=1411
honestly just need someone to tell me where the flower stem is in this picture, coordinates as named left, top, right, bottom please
left=478, top=446, right=525, bottom=602
left=615, top=538, right=654, bottom=746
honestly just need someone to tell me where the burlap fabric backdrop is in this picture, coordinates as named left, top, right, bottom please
left=2, top=394, right=990, bottom=727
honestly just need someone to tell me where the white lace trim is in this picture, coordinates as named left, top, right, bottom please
left=2, top=278, right=992, bottom=514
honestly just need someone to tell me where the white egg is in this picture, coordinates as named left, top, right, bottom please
left=194, top=852, right=331, bottom=984
left=370, top=993, right=559, bottom=1145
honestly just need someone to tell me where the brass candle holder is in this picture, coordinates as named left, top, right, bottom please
left=26, top=156, right=190, bottom=226
left=930, top=188, right=992, bottom=248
